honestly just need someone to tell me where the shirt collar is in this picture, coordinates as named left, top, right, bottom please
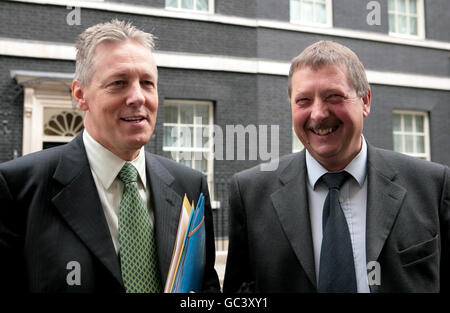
left=306, top=135, right=367, bottom=189
left=82, top=130, right=147, bottom=190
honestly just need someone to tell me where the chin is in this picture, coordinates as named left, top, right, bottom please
left=124, top=134, right=150, bottom=149
left=309, top=143, right=341, bottom=157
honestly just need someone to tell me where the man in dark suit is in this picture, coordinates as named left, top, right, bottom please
left=223, top=40, right=449, bottom=293
left=0, top=20, right=219, bottom=293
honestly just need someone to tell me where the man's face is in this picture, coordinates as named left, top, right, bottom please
left=290, top=64, right=371, bottom=171
left=73, top=40, right=158, bottom=160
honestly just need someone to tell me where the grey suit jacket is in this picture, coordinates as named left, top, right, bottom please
left=223, top=143, right=449, bottom=292
left=0, top=134, right=220, bottom=292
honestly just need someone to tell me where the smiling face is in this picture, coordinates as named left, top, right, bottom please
left=72, top=40, right=158, bottom=160
left=290, top=64, right=371, bottom=171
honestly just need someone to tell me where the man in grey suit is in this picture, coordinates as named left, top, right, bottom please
left=223, top=40, right=449, bottom=293
left=0, top=20, right=219, bottom=293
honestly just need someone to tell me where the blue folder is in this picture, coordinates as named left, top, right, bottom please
left=172, top=193, right=206, bottom=293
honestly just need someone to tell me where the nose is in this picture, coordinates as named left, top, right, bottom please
left=125, top=81, right=145, bottom=106
left=309, top=97, right=329, bottom=121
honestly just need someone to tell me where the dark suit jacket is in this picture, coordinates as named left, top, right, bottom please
left=223, top=143, right=449, bottom=293
left=0, top=134, right=220, bottom=293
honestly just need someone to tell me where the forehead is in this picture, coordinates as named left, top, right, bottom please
left=92, top=40, right=157, bottom=76
left=291, top=64, right=353, bottom=91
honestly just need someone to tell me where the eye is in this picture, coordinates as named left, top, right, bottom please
left=296, top=97, right=311, bottom=106
left=326, top=94, right=344, bottom=103
left=141, top=80, right=155, bottom=88
left=109, top=80, right=126, bottom=87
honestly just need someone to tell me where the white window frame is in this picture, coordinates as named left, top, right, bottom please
left=388, top=0, right=425, bottom=39
left=292, top=128, right=304, bottom=153
left=163, top=99, right=215, bottom=201
left=392, top=110, right=430, bottom=160
left=165, top=0, right=214, bottom=14
left=289, top=0, right=333, bottom=28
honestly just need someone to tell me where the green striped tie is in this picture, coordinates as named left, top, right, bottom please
left=118, top=162, right=162, bottom=293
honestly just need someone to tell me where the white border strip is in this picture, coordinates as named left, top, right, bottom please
left=2, top=38, right=449, bottom=91
left=9, top=0, right=450, bottom=51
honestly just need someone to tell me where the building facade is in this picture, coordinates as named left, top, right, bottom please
left=1, top=0, right=449, bottom=249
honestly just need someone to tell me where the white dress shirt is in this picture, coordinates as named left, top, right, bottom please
left=83, top=130, right=153, bottom=255
left=306, top=137, right=370, bottom=293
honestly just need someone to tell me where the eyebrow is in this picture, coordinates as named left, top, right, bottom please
left=105, top=71, right=157, bottom=81
left=321, top=88, right=345, bottom=95
left=293, top=88, right=345, bottom=96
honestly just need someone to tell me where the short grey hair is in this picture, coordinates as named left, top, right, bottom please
left=74, top=19, right=155, bottom=86
left=288, top=40, right=369, bottom=98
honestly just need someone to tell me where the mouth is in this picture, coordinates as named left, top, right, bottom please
left=120, top=116, right=146, bottom=123
left=310, top=124, right=340, bottom=136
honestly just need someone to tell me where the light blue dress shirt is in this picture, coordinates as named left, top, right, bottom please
left=306, top=137, right=370, bottom=293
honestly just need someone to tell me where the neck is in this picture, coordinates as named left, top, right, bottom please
left=318, top=137, right=363, bottom=172
left=84, top=124, right=141, bottom=161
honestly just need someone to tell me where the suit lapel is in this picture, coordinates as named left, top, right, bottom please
left=365, top=145, right=406, bottom=286
left=145, top=154, right=182, bottom=287
left=271, top=151, right=317, bottom=288
left=51, top=135, right=123, bottom=287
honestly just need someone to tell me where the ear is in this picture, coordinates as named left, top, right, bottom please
left=72, top=80, right=89, bottom=111
left=362, top=88, right=371, bottom=118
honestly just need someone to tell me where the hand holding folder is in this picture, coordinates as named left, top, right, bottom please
left=164, top=193, right=206, bottom=293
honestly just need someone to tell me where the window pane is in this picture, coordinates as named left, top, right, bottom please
left=180, top=126, right=194, bottom=147
left=180, top=157, right=191, bottom=168
left=410, top=17, right=417, bottom=35
left=194, top=158, right=208, bottom=174
left=398, top=15, right=407, bottom=33
left=388, top=0, right=395, bottom=11
left=404, top=114, right=413, bottom=132
left=397, top=0, right=406, bottom=13
left=166, top=0, right=178, bottom=8
left=393, top=134, right=403, bottom=152
left=393, top=113, right=401, bottom=131
left=290, top=0, right=301, bottom=20
left=300, top=1, right=313, bottom=23
left=163, top=150, right=176, bottom=161
left=180, top=103, right=194, bottom=124
left=164, top=125, right=178, bottom=147
left=293, top=130, right=304, bottom=152
left=409, top=0, right=417, bottom=14
left=181, top=0, right=193, bottom=9
left=314, top=3, right=327, bottom=24
left=415, top=136, right=425, bottom=153
left=415, top=115, right=424, bottom=132
left=195, top=104, right=210, bottom=125
left=196, top=0, right=208, bottom=11
left=202, top=126, right=211, bottom=148
left=389, top=14, right=396, bottom=32
left=405, top=134, right=414, bottom=152
left=194, top=126, right=204, bottom=148
left=164, top=104, right=178, bottom=123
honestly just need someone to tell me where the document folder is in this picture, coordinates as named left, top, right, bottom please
left=164, top=193, right=206, bottom=293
